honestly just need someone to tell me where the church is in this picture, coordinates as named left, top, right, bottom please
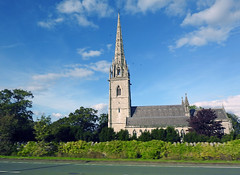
left=108, top=14, right=232, bottom=137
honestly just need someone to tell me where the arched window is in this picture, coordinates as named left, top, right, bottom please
left=133, top=130, right=137, bottom=136
left=117, top=86, right=121, bottom=96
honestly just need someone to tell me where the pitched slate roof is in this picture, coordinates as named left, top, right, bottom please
left=127, top=105, right=188, bottom=127
left=126, top=106, right=229, bottom=128
left=194, top=108, right=228, bottom=120
left=131, top=105, right=186, bottom=117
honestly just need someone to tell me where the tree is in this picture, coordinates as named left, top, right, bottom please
left=116, top=129, right=129, bottom=141
left=99, top=127, right=115, bottom=142
left=34, top=115, right=51, bottom=142
left=184, top=132, right=209, bottom=142
left=151, top=128, right=166, bottom=141
left=188, top=108, right=225, bottom=138
left=0, top=114, right=18, bottom=155
left=68, top=107, right=98, bottom=132
left=138, top=130, right=152, bottom=142
left=98, top=113, right=108, bottom=131
left=227, top=113, right=240, bottom=134
left=0, top=89, right=34, bottom=120
left=0, top=89, right=34, bottom=143
left=50, top=107, right=99, bottom=142
left=165, top=127, right=180, bottom=143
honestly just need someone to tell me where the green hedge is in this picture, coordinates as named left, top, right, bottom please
left=16, top=140, right=240, bottom=161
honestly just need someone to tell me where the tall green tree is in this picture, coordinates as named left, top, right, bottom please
left=34, top=115, right=51, bottom=142
left=138, top=130, right=152, bottom=142
left=0, top=89, right=34, bottom=143
left=99, top=127, right=115, bottom=142
left=151, top=128, right=166, bottom=141
left=0, top=89, right=33, bottom=120
left=116, top=129, right=129, bottom=141
left=165, top=127, right=180, bottom=143
left=50, top=107, right=99, bottom=142
left=227, top=113, right=240, bottom=134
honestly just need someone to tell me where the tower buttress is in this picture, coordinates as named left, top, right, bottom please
left=108, top=13, right=131, bottom=132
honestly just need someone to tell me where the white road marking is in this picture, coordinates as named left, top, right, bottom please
left=0, top=171, right=21, bottom=174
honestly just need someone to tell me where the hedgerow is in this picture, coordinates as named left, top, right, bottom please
left=15, top=140, right=240, bottom=161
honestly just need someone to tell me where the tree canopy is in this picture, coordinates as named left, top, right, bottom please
left=0, top=89, right=35, bottom=154
left=188, top=108, right=225, bottom=138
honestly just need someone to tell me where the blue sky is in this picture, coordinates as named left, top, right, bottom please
left=1, top=0, right=240, bottom=120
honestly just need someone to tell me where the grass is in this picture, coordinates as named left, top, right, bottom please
left=1, top=155, right=240, bottom=165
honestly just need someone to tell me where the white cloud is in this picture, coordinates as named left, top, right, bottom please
left=182, top=0, right=239, bottom=27
left=106, top=44, right=112, bottom=50
left=66, top=67, right=94, bottom=78
left=33, top=73, right=62, bottom=82
left=32, top=68, right=93, bottom=82
left=89, top=60, right=111, bottom=73
left=27, top=60, right=109, bottom=93
left=75, top=15, right=98, bottom=28
left=38, top=18, right=64, bottom=29
left=172, top=27, right=230, bottom=49
left=197, top=0, right=215, bottom=10
left=26, top=84, right=51, bottom=92
left=49, top=0, right=113, bottom=28
left=81, top=0, right=113, bottom=17
left=171, top=0, right=240, bottom=49
left=194, top=95, right=240, bottom=117
left=57, top=0, right=83, bottom=14
left=137, top=0, right=169, bottom=13
left=77, top=48, right=102, bottom=59
left=52, top=113, right=66, bottom=118
left=91, top=103, right=108, bottom=114
left=165, top=0, right=187, bottom=16
left=124, top=0, right=187, bottom=16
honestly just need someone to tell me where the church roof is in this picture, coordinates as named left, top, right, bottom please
left=194, top=108, right=229, bottom=120
left=214, top=108, right=229, bottom=120
left=127, top=115, right=189, bottom=128
left=126, top=106, right=229, bottom=128
left=127, top=105, right=188, bottom=127
left=131, top=105, right=185, bottom=118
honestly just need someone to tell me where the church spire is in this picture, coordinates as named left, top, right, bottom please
left=110, top=13, right=129, bottom=78
left=114, top=13, right=125, bottom=64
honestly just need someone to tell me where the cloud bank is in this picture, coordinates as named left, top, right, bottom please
left=194, top=95, right=240, bottom=117
left=171, top=0, right=240, bottom=49
left=27, top=60, right=111, bottom=92
left=38, top=0, right=113, bottom=28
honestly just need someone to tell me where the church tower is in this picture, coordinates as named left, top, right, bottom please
left=108, top=13, right=131, bottom=132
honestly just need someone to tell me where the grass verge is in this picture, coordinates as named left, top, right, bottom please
left=1, top=155, right=240, bottom=165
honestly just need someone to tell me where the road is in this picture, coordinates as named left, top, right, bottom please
left=1, top=160, right=240, bottom=175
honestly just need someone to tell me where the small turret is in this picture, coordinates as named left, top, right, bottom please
left=184, top=93, right=190, bottom=117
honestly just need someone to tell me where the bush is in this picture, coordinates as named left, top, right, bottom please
left=138, top=131, right=151, bottom=141
left=17, top=141, right=57, bottom=157
left=0, top=140, right=16, bottom=156
left=12, top=139, right=240, bottom=161
left=58, top=140, right=91, bottom=157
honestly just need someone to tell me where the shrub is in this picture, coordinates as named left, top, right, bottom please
left=17, top=141, right=57, bottom=157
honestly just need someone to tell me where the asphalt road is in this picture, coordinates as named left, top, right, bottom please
left=1, top=160, right=240, bottom=175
